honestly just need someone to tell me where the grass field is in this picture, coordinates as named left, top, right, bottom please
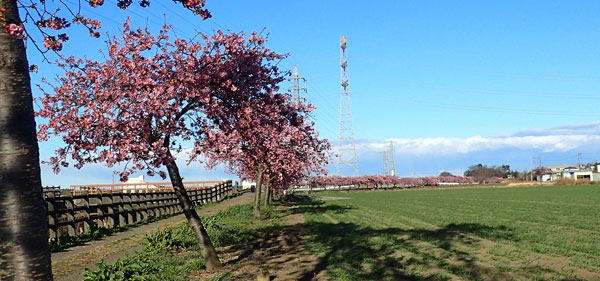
left=301, top=185, right=600, bottom=281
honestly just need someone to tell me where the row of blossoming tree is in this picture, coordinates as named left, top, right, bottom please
left=309, top=175, right=482, bottom=188
left=36, top=20, right=330, bottom=271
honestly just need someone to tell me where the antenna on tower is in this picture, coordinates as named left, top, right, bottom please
left=336, top=35, right=359, bottom=176
left=289, top=66, right=306, bottom=103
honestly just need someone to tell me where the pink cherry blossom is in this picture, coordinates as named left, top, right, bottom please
left=37, top=20, right=291, bottom=182
left=310, top=175, right=477, bottom=188
left=5, top=23, right=24, bottom=39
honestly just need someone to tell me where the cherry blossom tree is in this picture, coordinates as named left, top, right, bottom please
left=1, top=0, right=210, bottom=279
left=200, top=94, right=330, bottom=219
left=256, top=116, right=330, bottom=210
left=37, top=21, right=285, bottom=270
left=310, top=175, right=476, bottom=189
left=260, top=112, right=330, bottom=207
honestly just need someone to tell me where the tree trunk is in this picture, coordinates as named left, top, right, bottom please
left=0, top=1, right=53, bottom=279
left=262, top=179, right=270, bottom=209
left=164, top=155, right=222, bottom=270
left=267, top=185, right=272, bottom=205
left=253, top=168, right=263, bottom=220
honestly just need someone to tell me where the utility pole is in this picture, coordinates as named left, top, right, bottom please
left=577, top=152, right=582, bottom=168
left=289, top=66, right=306, bottom=103
left=531, top=156, right=542, bottom=181
left=336, top=35, right=359, bottom=176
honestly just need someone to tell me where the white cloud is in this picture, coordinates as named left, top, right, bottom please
left=330, top=121, right=600, bottom=157
left=339, top=134, right=600, bottom=156
left=510, top=121, right=600, bottom=137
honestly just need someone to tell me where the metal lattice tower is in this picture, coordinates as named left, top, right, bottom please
left=290, top=66, right=306, bottom=103
left=388, top=141, right=396, bottom=176
left=336, top=35, right=359, bottom=175
left=382, top=141, right=396, bottom=176
left=382, top=150, right=389, bottom=175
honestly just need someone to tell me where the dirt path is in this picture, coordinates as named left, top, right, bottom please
left=194, top=205, right=326, bottom=281
left=52, top=192, right=254, bottom=281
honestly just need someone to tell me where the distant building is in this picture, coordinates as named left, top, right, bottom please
left=241, top=180, right=256, bottom=190
left=124, top=175, right=150, bottom=189
left=547, top=164, right=577, bottom=173
left=537, top=164, right=600, bottom=182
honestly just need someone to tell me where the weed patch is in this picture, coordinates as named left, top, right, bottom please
left=82, top=203, right=279, bottom=280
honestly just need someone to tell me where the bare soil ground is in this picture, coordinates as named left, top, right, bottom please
left=52, top=193, right=254, bottom=281
left=193, top=205, right=327, bottom=281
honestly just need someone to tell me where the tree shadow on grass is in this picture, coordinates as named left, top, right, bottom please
left=293, top=200, right=585, bottom=281
left=300, top=222, right=483, bottom=281
left=218, top=198, right=586, bottom=281
left=291, top=203, right=355, bottom=216
left=280, top=195, right=355, bottom=215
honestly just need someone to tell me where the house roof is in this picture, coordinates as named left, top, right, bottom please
left=547, top=164, right=577, bottom=170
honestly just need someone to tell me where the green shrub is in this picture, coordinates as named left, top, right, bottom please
left=83, top=250, right=204, bottom=281
left=144, top=225, right=198, bottom=252
left=82, top=255, right=157, bottom=281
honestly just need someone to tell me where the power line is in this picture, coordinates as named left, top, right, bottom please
left=353, top=57, right=600, bottom=82
left=392, top=80, right=600, bottom=100
left=153, top=0, right=210, bottom=34
left=367, top=94, right=600, bottom=117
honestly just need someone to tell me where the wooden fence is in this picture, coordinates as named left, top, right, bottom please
left=43, top=180, right=238, bottom=240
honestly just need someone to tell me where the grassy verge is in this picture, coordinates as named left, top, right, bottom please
left=81, top=204, right=278, bottom=281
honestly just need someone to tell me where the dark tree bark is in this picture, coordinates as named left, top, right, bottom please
left=253, top=168, right=263, bottom=220
left=0, top=0, right=53, bottom=279
left=262, top=179, right=270, bottom=209
left=164, top=153, right=222, bottom=270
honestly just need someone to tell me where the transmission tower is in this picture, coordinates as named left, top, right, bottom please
left=336, top=35, right=359, bottom=176
left=382, top=151, right=389, bottom=175
left=289, top=66, right=306, bottom=103
left=388, top=141, right=396, bottom=176
left=382, top=141, right=396, bottom=176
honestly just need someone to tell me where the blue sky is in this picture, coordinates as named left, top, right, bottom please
left=28, top=1, right=600, bottom=185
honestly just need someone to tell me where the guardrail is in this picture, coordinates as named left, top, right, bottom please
left=44, top=180, right=238, bottom=240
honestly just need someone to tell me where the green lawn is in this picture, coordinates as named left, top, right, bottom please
left=301, top=185, right=600, bottom=281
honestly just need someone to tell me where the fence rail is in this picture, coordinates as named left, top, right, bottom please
left=44, top=180, right=238, bottom=240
